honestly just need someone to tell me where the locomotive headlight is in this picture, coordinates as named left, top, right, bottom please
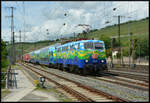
left=85, top=60, right=88, bottom=63
left=101, top=60, right=104, bottom=63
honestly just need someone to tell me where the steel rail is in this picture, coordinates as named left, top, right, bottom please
left=88, top=76, right=149, bottom=91
left=23, top=63, right=131, bottom=102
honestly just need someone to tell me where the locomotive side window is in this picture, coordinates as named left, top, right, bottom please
left=70, top=45, right=74, bottom=50
left=59, top=48, right=61, bottom=52
left=66, top=46, right=68, bottom=51
left=62, top=47, right=64, bottom=51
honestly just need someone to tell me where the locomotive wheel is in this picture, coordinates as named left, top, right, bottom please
left=74, top=66, right=78, bottom=74
left=66, top=67, right=69, bottom=72
left=77, top=68, right=82, bottom=74
left=62, top=64, right=65, bottom=71
left=82, top=67, right=88, bottom=75
left=68, top=65, right=71, bottom=73
left=58, top=64, right=62, bottom=70
left=70, top=65, right=74, bottom=73
left=51, top=64, right=54, bottom=68
left=60, top=64, right=63, bottom=71
left=49, top=64, right=51, bottom=68
left=54, top=64, right=57, bottom=69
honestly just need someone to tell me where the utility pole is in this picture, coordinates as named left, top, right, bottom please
left=74, top=32, right=75, bottom=41
left=113, top=15, right=131, bottom=65
left=139, top=43, right=140, bottom=64
left=61, top=35, right=63, bottom=43
left=5, top=7, right=16, bottom=65
left=118, top=15, right=121, bottom=65
left=110, top=38, right=114, bottom=68
left=113, top=15, right=122, bottom=65
left=17, top=30, right=24, bottom=61
left=128, top=32, right=132, bottom=68
left=22, top=1, right=26, bottom=60
left=19, top=30, right=22, bottom=60
left=13, top=31, right=16, bottom=64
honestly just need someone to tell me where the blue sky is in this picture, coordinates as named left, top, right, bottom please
left=1, top=1, right=149, bottom=42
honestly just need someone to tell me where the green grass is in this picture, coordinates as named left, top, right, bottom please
left=1, top=89, right=11, bottom=99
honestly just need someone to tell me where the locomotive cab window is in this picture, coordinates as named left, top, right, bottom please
left=94, top=43, right=104, bottom=50
left=84, top=42, right=93, bottom=49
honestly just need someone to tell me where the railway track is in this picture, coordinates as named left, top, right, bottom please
left=87, top=75, right=149, bottom=92
left=107, top=70, right=149, bottom=83
left=20, top=63, right=130, bottom=102
left=108, top=67, right=149, bottom=74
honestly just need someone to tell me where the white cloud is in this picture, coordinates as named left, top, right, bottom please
left=2, top=1, right=149, bottom=42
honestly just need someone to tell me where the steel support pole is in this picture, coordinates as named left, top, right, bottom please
left=118, top=16, right=121, bottom=65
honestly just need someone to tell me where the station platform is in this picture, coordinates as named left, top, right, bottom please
left=2, top=69, right=58, bottom=102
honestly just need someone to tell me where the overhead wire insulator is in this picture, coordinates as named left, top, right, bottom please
left=113, top=8, right=116, bottom=11
left=64, top=13, right=67, bottom=16
left=105, top=21, right=110, bottom=24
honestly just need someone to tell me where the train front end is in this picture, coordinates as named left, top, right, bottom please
left=82, top=40, right=107, bottom=74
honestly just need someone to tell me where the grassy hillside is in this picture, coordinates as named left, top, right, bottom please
left=9, top=17, right=149, bottom=59
left=81, top=17, right=149, bottom=47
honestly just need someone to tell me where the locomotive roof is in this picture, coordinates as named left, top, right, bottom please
left=30, top=43, right=61, bottom=53
left=56, top=40, right=104, bottom=48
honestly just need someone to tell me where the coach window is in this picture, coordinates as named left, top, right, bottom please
left=63, top=46, right=66, bottom=51
left=68, top=46, right=70, bottom=51
left=70, top=45, right=72, bottom=50
left=67, top=46, right=69, bottom=51
left=51, top=52, right=53, bottom=56
left=66, top=46, right=68, bottom=51
left=77, top=43, right=80, bottom=49
left=71, top=45, right=74, bottom=50
left=62, top=47, right=63, bottom=51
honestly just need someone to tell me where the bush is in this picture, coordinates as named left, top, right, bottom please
left=99, top=34, right=111, bottom=49
left=134, top=36, right=149, bottom=59
left=1, top=40, right=9, bottom=68
left=122, top=48, right=129, bottom=56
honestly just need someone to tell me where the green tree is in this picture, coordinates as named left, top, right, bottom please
left=134, top=36, right=149, bottom=59
left=99, top=34, right=111, bottom=57
left=1, top=39, right=9, bottom=68
left=99, top=34, right=111, bottom=49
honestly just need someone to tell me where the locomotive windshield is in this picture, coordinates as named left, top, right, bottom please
left=84, top=42, right=104, bottom=50
left=94, top=42, right=104, bottom=49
